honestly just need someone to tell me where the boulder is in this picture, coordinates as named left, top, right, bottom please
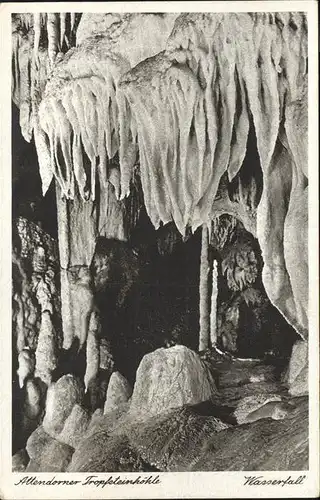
left=25, top=459, right=41, bottom=472
left=190, top=397, right=308, bottom=471
left=104, top=371, right=132, bottom=413
left=43, top=374, right=84, bottom=438
left=68, top=433, right=146, bottom=473
left=37, top=439, right=74, bottom=472
left=130, top=346, right=218, bottom=416
left=233, top=394, right=283, bottom=424
left=128, top=405, right=230, bottom=471
left=283, top=340, right=308, bottom=396
left=12, top=449, right=29, bottom=472
left=26, top=425, right=54, bottom=460
left=58, top=404, right=90, bottom=448
left=26, top=440, right=74, bottom=472
left=86, top=403, right=130, bottom=439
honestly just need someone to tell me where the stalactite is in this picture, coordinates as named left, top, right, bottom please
left=12, top=12, right=309, bottom=347
left=12, top=32, right=21, bottom=105
left=33, top=13, right=41, bottom=66
left=47, top=13, right=60, bottom=67
left=60, top=13, right=66, bottom=50
left=120, top=12, right=307, bottom=240
left=70, top=13, right=76, bottom=33
left=119, top=12, right=308, bottom=339
left=12, top=12, right=78, bottom=154
left=199, top=224, right=210, bottom=351
left=18, top=42, right=32, bottom=142
left=210, top=259, right=218, bottom=347
left=39, top=60, right=136, bottom=200
left=35, top=14, right=176, bottom=202
left=33, top=111, right=54, bottom=195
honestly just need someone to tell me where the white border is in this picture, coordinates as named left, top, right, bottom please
left=0, top=2, right=318, bottom=499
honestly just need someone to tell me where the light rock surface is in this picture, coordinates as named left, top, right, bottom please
left=12, top=449, right=29, bottom=472
left=29, top=439, right=74, bottom=472
left=86, top=403, right=130, bottom=439
left=283, top=340, right=308, bottom=396
left=130, top=346, right=218, bottom=416
left=25, top=459, right=41, bottom=472
left=43, top=374, right=84, bottom=438
left=23, top=378, right=42, bottom=420
left=68, top=433, right=146, bottom=473
left=26, top=425, right=54, bottom=460
left=233, top=394, right=283, bottom=424
left=128, top=406, right=230, bottom=471
left=189, top=397, right=308, bottom=471
left=58, top=404, right=91, bottom=448
left=104, top=371, right=132, bottom=413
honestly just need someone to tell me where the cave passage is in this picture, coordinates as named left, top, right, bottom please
left=12, top=95, right=299, bottom=398
left=95, top=218, right=201, bottom=384
left=92, top=211, right=298, bottom=386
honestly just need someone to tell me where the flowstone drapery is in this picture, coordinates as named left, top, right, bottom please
left=12, top=11, right=308, bottom=386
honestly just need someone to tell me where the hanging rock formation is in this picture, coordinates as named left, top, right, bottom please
left=12, top=12, right=307, bottom=343
left=11, top=11, right=310, bottom=473
left=119, top=13, right=308, bottom=340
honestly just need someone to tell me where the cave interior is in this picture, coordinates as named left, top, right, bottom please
left=12, top=100, right=298, bottom=392
left=11, top=12, right=308, bottom=470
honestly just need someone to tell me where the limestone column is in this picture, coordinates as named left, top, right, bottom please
left=210, top=259, right=218, bottom=347
left=199, top=224, right=210, bottom=351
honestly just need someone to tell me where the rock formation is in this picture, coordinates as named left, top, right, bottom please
left=104, top=371, right=132, bottom=413
left=130, top=346, right=218, bottom=416
left=11, top=11, right=309, bottom=472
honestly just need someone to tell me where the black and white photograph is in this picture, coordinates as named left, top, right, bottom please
left=0, top=2, right=319, bottom=499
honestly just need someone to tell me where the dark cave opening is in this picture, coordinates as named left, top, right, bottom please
left=228, top=117, right=263, bottom=210
left=94, top=216, right=202, bottom=385
left=12, top=102, right=58, bottom=240
left=93, top=210, right=298, bottom=389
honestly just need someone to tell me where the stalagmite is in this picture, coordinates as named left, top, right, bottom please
left=199, top=224, right=210, bottom=351
left=84, top=311, right=100, bottom=394
left=210, top=259, right=218, bottom=347
left=35, top=311, right=58, bottom=386
left=68, top=266, right=95, bottom=351
left=17, top=348, right=36, bottom=389
left=10, top=12, right=312, bottom=475
left=24, top=379, right=42, bottom=420
left=15, top=293, right=26, bottom=353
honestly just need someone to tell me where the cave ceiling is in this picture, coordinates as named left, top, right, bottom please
left=12, top=12, right=308, bottom=338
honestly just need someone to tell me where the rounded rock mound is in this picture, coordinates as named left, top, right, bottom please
left=130, top=345, right=218, bottom=416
